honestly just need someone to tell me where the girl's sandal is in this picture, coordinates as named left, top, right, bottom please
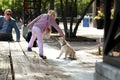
left=39, top=55, right=47, bottom=59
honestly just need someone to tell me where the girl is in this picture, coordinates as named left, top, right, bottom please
left=27, top=10, right=65, bottom=59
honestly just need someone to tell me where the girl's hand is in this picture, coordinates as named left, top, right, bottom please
left=60, top=34, right=65, bottom=39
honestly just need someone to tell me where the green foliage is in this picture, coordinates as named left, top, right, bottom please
left=0, top=0, right=92, bottom=15
left=111, top=8, right=114, bottom=19
left=0, top=0, right=23, bottom=11
left=81, top=0, right=91, bottom=4
left=94, top=10, right=104, bottom=20
left=77, top=0, right=91, bottom=15
left=54, top=0, right=91, bottom=16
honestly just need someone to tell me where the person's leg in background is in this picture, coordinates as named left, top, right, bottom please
left=26, top=31, right=37, bottom=47
left=28, top=27, right=37, bottom=51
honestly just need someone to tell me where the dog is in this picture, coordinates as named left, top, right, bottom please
left=57, top=37, right=77, bottom=60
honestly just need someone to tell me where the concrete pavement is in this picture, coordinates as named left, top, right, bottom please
left=18, top=21, right=104, bottom=80
left=32, top=25, right=104, bottom=80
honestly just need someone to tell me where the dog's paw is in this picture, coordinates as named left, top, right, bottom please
left=70, top=58, right=77, bottom=60
left=56, top=57, right=59, bottom=59
left=63, top=58, right=67, bottom=60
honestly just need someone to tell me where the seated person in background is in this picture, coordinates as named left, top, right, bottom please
left=0, top=9, right=20, bottom=41
left=25, top=30, right=37, bottom=47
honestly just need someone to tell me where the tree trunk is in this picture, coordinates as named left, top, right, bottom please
left=69, top=0, right=77, bottom=38
left=60, top=0, right=68, bottom=37
left=50, top=0, right=54, bottom=10
left=60, top=0, right=78, bottom=38
left=73, top=0, right=95, bottom=37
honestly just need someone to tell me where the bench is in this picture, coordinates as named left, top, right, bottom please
left=0, top=36, right=70, bottom=80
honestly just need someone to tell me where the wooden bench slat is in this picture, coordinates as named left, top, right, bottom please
left=10, top=42, right=30, bottom=80
left=0, top=42, right=12, bottom=80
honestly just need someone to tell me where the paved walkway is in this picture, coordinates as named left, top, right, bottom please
left=18, top=22, right=104, bottom=80
left=32, top=24, right=104, bottom=80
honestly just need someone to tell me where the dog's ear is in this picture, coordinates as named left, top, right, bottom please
left=62, top=39, right=66, bottom=44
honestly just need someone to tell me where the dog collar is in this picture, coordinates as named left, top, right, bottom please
left=62, top=43, right=66, bottom=46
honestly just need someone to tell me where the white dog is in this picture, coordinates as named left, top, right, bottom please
left=57, top=37, right=77, bottom=60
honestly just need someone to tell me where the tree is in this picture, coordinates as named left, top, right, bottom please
left=59, top=0, right=94, bottom=38
left=0, top=0, right=94, bottom=39
left=50, top=0, right=54, bottom=10
left=60, top=0, right=68, bottom=37
left=73, top=0, right=95, bottom=37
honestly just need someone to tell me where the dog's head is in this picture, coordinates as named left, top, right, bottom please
left=58, top=37, right=66, bottom=46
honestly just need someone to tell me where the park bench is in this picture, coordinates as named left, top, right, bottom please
left=0, top=36, right=70, bottom=80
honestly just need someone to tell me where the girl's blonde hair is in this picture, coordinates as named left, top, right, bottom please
left=48, top=10, right=57, bottom=19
